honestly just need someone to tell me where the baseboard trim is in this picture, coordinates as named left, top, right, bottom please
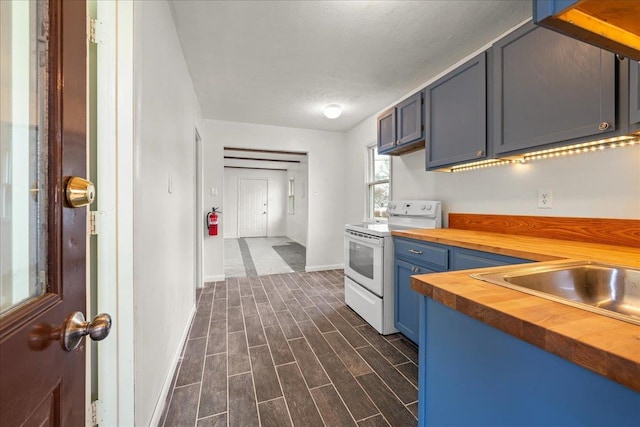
left=286, top=236, right=307, bottom=247
left=305, top=263, right=344, bottom=272
left=149, top=304, right=196, bottom=426
left=203, top=274, right=225, bottom=284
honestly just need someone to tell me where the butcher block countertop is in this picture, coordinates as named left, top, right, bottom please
left=392, top=228, right=640, bottom=266
left=391, top=228, right=640, bottom=392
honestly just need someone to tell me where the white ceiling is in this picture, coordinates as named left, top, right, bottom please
left=170, top=0, right=532, bottom=132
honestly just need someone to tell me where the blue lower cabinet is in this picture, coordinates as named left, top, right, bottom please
left=394, top=259, right=434, bottom=344
left=451, top=247, right=532, bottom=270
left=393, top=238, right=532, bottom=346
left=418, top=297, right=640, bottom=427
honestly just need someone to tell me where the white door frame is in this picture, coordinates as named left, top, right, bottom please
left=95, top=1, right=135, bottom=425
left=194, top=129, right=203, bottom=288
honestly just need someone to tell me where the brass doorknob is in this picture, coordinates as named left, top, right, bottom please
left=66, top=176, right=95, bottom=207
left=61, top=312, right=112, bottom=351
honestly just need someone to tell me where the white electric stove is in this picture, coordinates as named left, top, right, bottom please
left=343, top=200, right=442, bottom=334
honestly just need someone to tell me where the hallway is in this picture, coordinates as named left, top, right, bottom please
left=160, top=270, right=418, bottom=426
left=224, top=237, right=307, bottom=278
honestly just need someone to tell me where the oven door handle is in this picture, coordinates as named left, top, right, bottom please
left=344, top=231, right=383, bottom=247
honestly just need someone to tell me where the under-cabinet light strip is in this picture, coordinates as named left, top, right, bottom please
left=449, top=135, right=640, bottom=173
left=450, top=159, right=523, bottom=173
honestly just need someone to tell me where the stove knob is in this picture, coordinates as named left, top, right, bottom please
left=421, top=204, right=427, bottom=210
left=426, top=204, right=433, bottom=211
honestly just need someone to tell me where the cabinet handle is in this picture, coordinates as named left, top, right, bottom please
left=476, top=150, right=484, bottom=157
left=408, top=249, right=423, bottom=255
left=411, top=266, right=420, bottom=273
left=598, top=121, right=610, bottom=131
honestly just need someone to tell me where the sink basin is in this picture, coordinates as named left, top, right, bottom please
left=470, top=261, right=640, bottom=326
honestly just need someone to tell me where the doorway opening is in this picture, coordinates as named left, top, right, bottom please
left=223, top=148, right=308, bottom=277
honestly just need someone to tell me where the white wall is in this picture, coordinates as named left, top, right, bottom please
left=203, top=120, right=345, bottom=278
left=286, top=161, right=309, bottom=247
left=133, top=1, right=203, bottom=425
left=223, top=168, right=287, bottom=238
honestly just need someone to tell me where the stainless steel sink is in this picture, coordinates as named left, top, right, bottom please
left=470, top=261, right=640, bottom=326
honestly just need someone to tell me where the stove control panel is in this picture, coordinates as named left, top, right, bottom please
left=387, top=200, right=441, bottom=217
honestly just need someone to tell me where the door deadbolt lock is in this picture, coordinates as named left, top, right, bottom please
left=66, top=176, right=95, bottom=208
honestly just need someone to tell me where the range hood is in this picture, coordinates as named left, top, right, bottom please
left=534, top=0, right=640, bottom=61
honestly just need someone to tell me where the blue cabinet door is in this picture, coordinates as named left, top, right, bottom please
left=451, top=247, right=532, bottom=270
left=630, top=60, right=640, bottom=129
left=394, top=259, right=433, bottom=345
left=426, top=51, right=487, bottom=169
left=377, top=107, right=396, bottom=153
left=492, top=22, right=617, bottom=155
left=396, top=91, right=423, bottom=146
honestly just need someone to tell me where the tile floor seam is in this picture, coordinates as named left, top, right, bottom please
left=194, top=287, right=215, bottom=422
left=240, top=283, right=263, bottom=427
left=161, top=288, right=204, bottom=427
left=356, top=413, right=385, bottom=423
left=164, top=270, right=417, bottom=427
left=395, top=365, right=419, bottom=390
left=300, top=336, right=374, bottom=426
left=196, top=411, right=227, bottom=421
left=261, top=296, right=297, bottom=427
left=225, top=278, right=231, bottom=424
left=303, top=363, right=347, bottom=427
left=356, top=369, right=419, bottom=423
left=353, top=365, right=419, bottom=415
left=279, top=284, right=351, bottom=424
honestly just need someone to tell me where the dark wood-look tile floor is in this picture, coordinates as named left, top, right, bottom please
left=160, top=270, right=418, bottom=427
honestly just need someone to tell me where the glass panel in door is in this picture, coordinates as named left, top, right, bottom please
left=0, top=0, right=49, bottom=316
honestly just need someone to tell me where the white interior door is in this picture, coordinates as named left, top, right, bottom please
left=238, top=178, right=267, bottom=237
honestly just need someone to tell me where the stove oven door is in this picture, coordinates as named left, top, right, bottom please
left=344, top=230, right=384, bottom=296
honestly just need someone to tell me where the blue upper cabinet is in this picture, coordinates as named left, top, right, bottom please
left=377, top=91, right=424, bottom=155
left=533, top=0, right=640, bottom=61
left=630, top=60, right=640, bottom=130
left=492, top=22, right=618, bottom=156
left=396, top=92, right=423, bottom=146
left=377, top=107, right=396, bottom=153
left=425, top=52, right=487, bottom=170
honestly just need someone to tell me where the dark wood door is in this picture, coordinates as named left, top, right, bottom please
left=0, top=1, right=88, bottom=425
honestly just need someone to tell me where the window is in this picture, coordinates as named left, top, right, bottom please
left=366, top=145, right=390, bottom=221
left=288, top=177, right=295, bottom=214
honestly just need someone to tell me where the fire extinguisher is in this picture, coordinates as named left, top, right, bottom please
left=207, top=207, right=221, bottom=236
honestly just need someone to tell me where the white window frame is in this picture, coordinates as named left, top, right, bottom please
left=287, top=176, right=295, bottom=214
left=365, top=144, right=391, bottom=222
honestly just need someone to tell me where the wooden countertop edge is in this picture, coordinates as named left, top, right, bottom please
left=391, top=228, right=640, bottom=266
left=410, top=263, right=640, bottom=393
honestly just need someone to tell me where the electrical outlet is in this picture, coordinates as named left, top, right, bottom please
left=537, top=189, right=552, bottom=209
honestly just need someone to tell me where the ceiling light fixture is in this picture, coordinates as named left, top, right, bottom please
left=323, top=104, right=342, bottom=119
